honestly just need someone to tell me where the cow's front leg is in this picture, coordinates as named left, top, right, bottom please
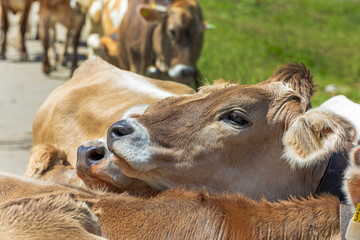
left=70, top=14, right=85, bottom=76
left=0, top=5, right=9, bottom=60
left=19, top=1, right=31, bottom=61
left=40, top=9, right=51, bottom=74
left=60, top=29, right=71, bottom=67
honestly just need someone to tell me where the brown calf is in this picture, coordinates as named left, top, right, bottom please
left=103, top=63, right=357, bottom=200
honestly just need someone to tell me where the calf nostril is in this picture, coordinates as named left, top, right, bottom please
left=88, top=147, right=105, bottom=162
left=110, top=120, right=134, bottom=138
left=180, top=67, right=196, bottom=77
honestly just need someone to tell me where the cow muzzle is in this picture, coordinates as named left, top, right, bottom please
left=106, top=119, right=154, bottom=173
left=76, top=139, right=132, bottom=191
left=168, top=64, right=196, bottom=79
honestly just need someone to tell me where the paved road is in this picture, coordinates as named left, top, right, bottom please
left=0, top=5, right=87, bottom=175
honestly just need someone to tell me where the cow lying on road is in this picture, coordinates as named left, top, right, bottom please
left=26, top=57, right=194, bottom=190
left=4, top=145, right=360, bottom=239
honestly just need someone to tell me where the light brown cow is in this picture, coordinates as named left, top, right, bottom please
left=0, top=0, right=37, bottom=60
left=99, top=63, right=357, bottom=201
left=39, top=0, right=86, bottom=74
left=80, top=0, right=207, bottom=87
left=26, top=57, right=194, bottom=190
left=117, top=0, right=206, bottom=87
left=3, top=146, right=360, bottom=239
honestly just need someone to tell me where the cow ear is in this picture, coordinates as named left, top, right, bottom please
left=343, top=145, right=360, bottom=207
left=137, top=4, right=167, bottom=23
left=282, top=108, right=357, bottom=168
left=267, top=63, right=315, bottom=110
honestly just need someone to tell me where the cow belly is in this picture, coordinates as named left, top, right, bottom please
left=321, top=95, right=360, bottom=140
left=6, top=0, right=26, bottom=12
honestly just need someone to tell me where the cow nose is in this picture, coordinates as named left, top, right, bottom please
left=108, top=120, right=135, bottom=140
left=180, top=66, right=196, bottom=78
left=77, top=145, right=106, bottom=164
left=77, top=145, right=106, bottom=175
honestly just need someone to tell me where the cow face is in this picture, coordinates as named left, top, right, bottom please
left=138, top=0, right=205, bottom=86
left=106, top=64, right=356, bottom=200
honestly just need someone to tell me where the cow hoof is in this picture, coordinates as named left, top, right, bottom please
left=20, top=53, right=28, bottom=62
left=43, top=65, right=51, bottom=74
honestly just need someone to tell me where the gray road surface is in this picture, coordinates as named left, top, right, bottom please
left=0, top=5, right=87, bottom=175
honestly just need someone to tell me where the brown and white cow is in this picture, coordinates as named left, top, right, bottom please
left=0, top=0, right=37, bottom=60
left=39, top=0, right=86, bottom=74
left=83, top=0, right=207, bottom=87
left=4, top=145, right=360, bottom=239
left=92, top=63, right=357, bottom=201
left=26, top=57, right=194, bottom=190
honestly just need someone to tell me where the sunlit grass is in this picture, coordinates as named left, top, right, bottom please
left=197, top=0, right=360, bottom=106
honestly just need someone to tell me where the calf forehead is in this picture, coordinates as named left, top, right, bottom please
left=138, top=85, right=273, bottom=146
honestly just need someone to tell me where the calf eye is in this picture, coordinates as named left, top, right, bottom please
left=220, top=110, right=252, bottom=128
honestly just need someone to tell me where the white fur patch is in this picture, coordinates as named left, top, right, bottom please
left=109, top=0, right=128, bottom=30
left=89, top=0, right=102, bottom=21
left=113, top=69, right=176, bottom=99
left=87, top=33, right=101, bottom=49
left=321, top=95, right=360, bottom=142
left=122, top=105, right=150, bottom=119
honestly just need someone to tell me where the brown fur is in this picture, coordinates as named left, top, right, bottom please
left=0, top=172, right=350, bottom=240
left=105, top=63, right=356, bottom=200
left=0, top=193, right=105, bottom=240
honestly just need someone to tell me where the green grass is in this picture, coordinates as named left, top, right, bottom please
left=197, top=0, right=360, bottom=106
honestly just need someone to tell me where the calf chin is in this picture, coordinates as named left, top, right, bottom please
left=282, top=108, right=357, bottom=168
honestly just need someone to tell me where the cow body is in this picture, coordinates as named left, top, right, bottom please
left=27, top=57, right=194, bottom=190
left=84, top=0, right=205, bottom=87
left=4, top=145, right=360, bottom=240
left=0, top=0, right=36, bottom=60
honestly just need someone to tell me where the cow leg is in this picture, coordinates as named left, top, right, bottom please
left=0, top=4, right=8, bottom=60
left=19, top=1, right=32, bottom=61
left=70, top=14, right=85, bottom=76
left=60, top=29, right=71, bottom=67
left=40, top=9, right=51, bottom=74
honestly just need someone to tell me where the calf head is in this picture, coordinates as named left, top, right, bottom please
left=138, top=0, right=205, bottom=85
left=104, top=64, right=356, bottom=200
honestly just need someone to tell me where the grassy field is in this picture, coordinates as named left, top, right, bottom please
left=197, top=0, right=360, bottom=106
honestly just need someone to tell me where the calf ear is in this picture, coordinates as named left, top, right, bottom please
left=267, top=63, right=315, bottom=110
left=282, top=108, right=357, bottom=168
left=25, top=144, right=69, bottom=178
left=343, top=146, right=360, bottom=207
left=137, top=4, right=167, bottom=23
